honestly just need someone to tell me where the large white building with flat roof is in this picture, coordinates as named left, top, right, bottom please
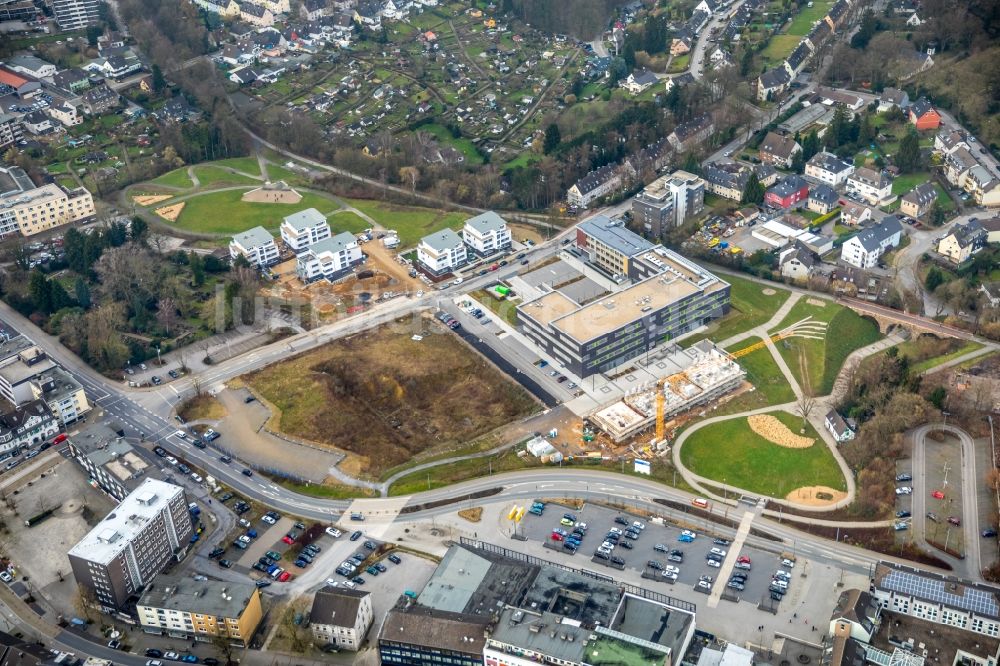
left=280, top=208, right=331, bottom=253
left=68, top=478, right=194, bottom=611
left=417, top=228, right=467, bottom=276
left=462, top=211, right=511, bottom=256
left=229, top=226, right=279, bottom=268
left=0, top=166, right=95, bottom=238
left=295, top=232, right=363, bottom=283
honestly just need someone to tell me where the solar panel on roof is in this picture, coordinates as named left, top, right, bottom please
left=882, top=569, right=999, bottom=617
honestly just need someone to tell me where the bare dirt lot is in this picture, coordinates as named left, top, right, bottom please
left=242, top=316, right=538, bottom=475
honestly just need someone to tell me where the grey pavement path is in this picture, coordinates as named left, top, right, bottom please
left=918, top=343, right=996, bottom=376
left=717, top=290, right=803, bottom=349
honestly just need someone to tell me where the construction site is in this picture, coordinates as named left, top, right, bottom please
left=588, top=340, right=746, bottom=444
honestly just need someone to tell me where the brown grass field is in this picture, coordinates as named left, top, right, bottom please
left=243, top=317, right=538, bottom=475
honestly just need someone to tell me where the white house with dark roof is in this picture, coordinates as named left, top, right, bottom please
left=295, top=232, right=363, bottom=282
left=462, top=211, right=510, bottom=256
left=417, top=228, right=467, bottom=275
left=759, top=132, right=801, bottom=168
left=230, top=226, right=280, bottom=268
left=310, top=586, right=373, bottom=651
left=757, top=66, right=790, bottom=101
left=280, top=208, right=331, bottom=253
left=805, top=151, right=855, bottom=187
left=877, top=88, right=909, bottom=113
left=567, top=164, right=621, bottom=208
left=840, top=216, right=903, bottom=268
left=622, top=68, right=658, bottom=94
left=824, top=409, right=855, bottom=442
left=846, top=167, right=892, bottom=205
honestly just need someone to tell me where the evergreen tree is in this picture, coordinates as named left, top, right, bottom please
left=895, top=129, right=921, bottom=173
left=924, top=266, right=945, bottom=291
left=801, top=128, right=820, bottom=161
left=791, top=151, right=805, bottom=173
left=828, top=106, right=850, bottom=148
left=682, top=153, right=702, bottom=176
left=543, top=123, right=562, bottom=154
left=131, top=217, right=149, bottom=242
left=152, top=64, right=167, bottom=93
left=29, top=271, right=52, bottom=314
left=741, top=171, right=765, bottom=204
left=74, top=277, right=92, bottom=309
left=189, top=252, right=206, bottom=287
left=739, top=46, right=754, bottom=77
left=623, top=40, right=636, bottom=70
left=929, top=200, right=947, bottom=226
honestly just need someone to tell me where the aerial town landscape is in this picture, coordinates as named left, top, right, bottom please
left=1, top=0, right=1000, bottom=665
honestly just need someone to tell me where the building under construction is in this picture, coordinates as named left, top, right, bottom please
left=589, top=340, right=745, bottom=443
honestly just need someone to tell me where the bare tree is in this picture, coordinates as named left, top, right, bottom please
left=75, top=586, right=98, bottom=622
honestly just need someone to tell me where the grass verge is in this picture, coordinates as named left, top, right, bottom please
left=680, top=411, right=846, bottom=497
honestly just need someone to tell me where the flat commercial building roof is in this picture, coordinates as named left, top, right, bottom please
left=138, top=574, right=256, bottom=619
left=558, top=277, right=608, bottom=305
left=519, top=259, right=581, bottom=290
left=553, top=273, right=705, bottom=343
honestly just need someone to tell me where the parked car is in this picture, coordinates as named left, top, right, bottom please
left=895, top=486, right=912, bottom=495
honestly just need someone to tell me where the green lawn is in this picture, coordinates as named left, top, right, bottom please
left=152, top=167, right=194, bottom=189
left=905, top=340, right=984, bottom=374
left=170, top=189, right=343, bottom=235
left=328, top=210, right=371, bottom=234
left=191, top=166, right=261, bottom=187
left=417, top=123, right=485, bottom=164
left=210, top=156, right=262, bottom=176
left=472, top=289, right=520, bottom=326
left=263, top=164, right=311, bottom=187
left=770, top=299, right=882, bottom=394
left=891, top=172, right=931, bottom=196
left=761, top=34, right=801, bottom=64
left=681, top=411, right=846, bottom=497
left=688, top=274, right=790, bottom=345
left=724, top=344, right=796, bottom=405
left=344, top=198, right=468, bottom=247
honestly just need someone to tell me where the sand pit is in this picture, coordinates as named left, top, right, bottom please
left=241, top=180, right=302, bottom=204
left=785, top=485, right=847, bottom=506
left=806, top=298, right=827, bottom=307
left=133, top=194, right=174, bottom=206
left=747, top=414, right=814, bottom=448
left=155, top=202, right=186, bottom=221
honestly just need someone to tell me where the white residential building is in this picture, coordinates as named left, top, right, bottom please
left=46, top=102, right=82, bottom=127
left=840, top=216, right=903, bottom=268
left=462, top=211, right=510, bottom=256
left=0, top=166, right=95, bottom=238
left=417, top=228, right=467, bottom=275
left=871, top=560, right=1000, bottom=639
left=280, top=208, right=331, bottom=253
left=824, top=409, right=855, bottom=443
left=310, top=587, right=373, bottom=651
left=0, top=399, right=59, bottom=460
left=295, top=232, right=363, bottom=282
left=846, top=167, right=893, bottom=205
left=804, top=151, right=855, bottom=187
left=229, top=226, right=280, bottom=268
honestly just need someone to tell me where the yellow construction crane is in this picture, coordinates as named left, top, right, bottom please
left=654, top=377, right=667, bottom=444
left=728, top=331, right=794, bottom=359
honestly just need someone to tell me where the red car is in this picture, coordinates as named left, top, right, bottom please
left=281, top=535, right=295, bottom=545
left=737, top=556, right=751, bottom=564
left=278, top=571, right=291, bottom=582
left=931, top=490, right=945, bottom=499
left=550, top=532, right=564, bottom=542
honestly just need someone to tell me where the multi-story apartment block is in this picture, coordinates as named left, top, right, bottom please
left=567, top=165, right=621, bottom=209
left=0, top=399, right=59, bottom=461
left=416, top=228, right=467, bottom=276
left=229, top=226, right=279, bottom=268
left=68, top=423, right=150, bottom=501
left=0, top=112, right=24, bottom=150
left=295, top=232, right=363, bottom=283
left=631, top=170, right=705, bottom=239
left=193, top=0, right=241, bottom=16
left=0, top=166, right=95, bottom=238
left=68, top=479, right=194, bottom=612
left=846, top=167, right=892, bottom=205
left=804, top=151, right=855, bottom=187
left=378, top=606, right=489, bottom=666
left=461, top=211, right=511, bottom=257
left=136, top=575, right=263, bottom=646
left=0, top=336, right=89, bottom=426
left=51, top=0, right=100, bottom=30
left=280, top=208, right=331, bottom=253
left=840, top=216, right=902, bottom=268
left=31, top=365, right=91, bottom=426
left=310, top=586, right=373, bottom=651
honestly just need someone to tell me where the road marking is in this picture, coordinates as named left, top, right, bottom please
left=707, top=509, right=755, bottom=608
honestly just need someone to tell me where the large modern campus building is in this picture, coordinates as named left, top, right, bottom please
left=517, top=217, right=730, bottom=377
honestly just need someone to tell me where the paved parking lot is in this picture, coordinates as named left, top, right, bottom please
left=519, top=503, right=794, bottom=608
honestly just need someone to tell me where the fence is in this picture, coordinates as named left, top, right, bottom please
left=459, top=537, right=697, bottom=615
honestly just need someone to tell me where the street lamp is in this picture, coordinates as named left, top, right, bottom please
left=156, top=346, right=162, bottom=366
